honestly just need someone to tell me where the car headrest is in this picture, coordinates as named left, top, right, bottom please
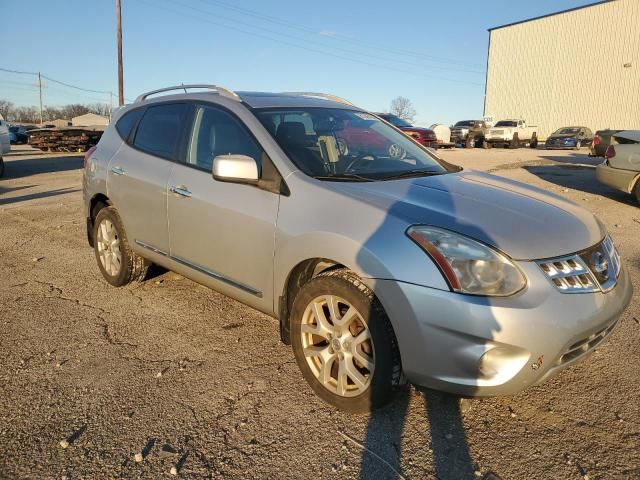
left=276, top=122, right=307, bottom=145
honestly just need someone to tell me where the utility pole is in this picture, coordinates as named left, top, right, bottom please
left=38, top=72, right=43, bottom=126
left=116, top=0, right=124, bottom=106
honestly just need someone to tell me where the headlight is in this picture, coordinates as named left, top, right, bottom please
left=407, top=226, right=526, bottom=296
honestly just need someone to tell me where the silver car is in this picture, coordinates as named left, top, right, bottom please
left=83, top=85, right=632, bottom=413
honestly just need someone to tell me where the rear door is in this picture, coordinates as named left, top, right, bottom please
left=107, top=103, right=188, bottom=254
left=167, top=103, right=279, bottom=311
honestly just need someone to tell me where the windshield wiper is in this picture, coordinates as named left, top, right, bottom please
left=314, top=173, right=376, bottom=182
left=382, top=169, right=445, bottom=180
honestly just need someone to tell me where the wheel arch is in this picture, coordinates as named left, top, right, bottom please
left=278, top=258, right=346, bottom=344
left=87, top=193, right=112, bottom=247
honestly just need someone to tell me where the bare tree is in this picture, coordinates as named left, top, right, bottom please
left=0, top=99, right=14, bottom=120
left=389, top=96, right=416, bottom=122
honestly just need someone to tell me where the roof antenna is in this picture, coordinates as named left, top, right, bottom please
left=181, top=83, right=187, bottom=93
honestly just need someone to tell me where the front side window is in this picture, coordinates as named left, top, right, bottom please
left=133, top=103, right=187, bottom=159
left=186, top=106, right=262, bottom=172
left=254, top=108, right=452, bottom=181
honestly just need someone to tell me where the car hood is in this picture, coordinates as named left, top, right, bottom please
left=330, top=171, right=605, bottom=260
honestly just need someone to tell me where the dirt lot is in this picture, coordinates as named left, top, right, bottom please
left=1, top=145, right=639, bottom=479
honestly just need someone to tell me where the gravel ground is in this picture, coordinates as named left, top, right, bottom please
left=1, top=145, right=638, bottom=479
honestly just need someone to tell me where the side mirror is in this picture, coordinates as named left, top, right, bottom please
left=212, top=154, right=259, bottom=184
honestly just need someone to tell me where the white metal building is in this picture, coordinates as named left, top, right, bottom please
left=484, top=0, right=639, bottom=138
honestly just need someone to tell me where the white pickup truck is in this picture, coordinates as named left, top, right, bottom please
left=484, top=119, right=538, bottom=149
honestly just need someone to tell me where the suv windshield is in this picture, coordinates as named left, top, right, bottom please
left=494, top=121, right=518, bottom=127
left=378, top=114, right=412, bottom=128
left=554, top=128, right=580, bottom=135
left=454, top=121, right=475, bottom=127
left=254, top=108, right=451, bottom=181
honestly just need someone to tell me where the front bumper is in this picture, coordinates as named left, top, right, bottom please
left=371, top=262, right=632, bottom=396
left=596, top=163, right=638, bottom=194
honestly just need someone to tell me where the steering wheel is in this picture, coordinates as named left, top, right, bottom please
left=344, top=154, right=377, bottom=173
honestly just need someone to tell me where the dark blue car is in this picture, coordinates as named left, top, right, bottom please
left=545, top=126, right=593, bottom=150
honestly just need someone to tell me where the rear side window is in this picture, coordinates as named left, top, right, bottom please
left=115, top=108, right=143, bottom=140
left=133, top=103, right=187, bottom=160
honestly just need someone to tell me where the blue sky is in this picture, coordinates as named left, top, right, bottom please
left=2, top=0, right=595, bottom=125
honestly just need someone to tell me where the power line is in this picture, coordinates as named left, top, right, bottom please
left=0, top=67, right=112, bottom=95
left=166, top=0, right=484, bottom=75
left=196, top=0, right=486, bottom=69
left=136, top=0, right=484, bottom=86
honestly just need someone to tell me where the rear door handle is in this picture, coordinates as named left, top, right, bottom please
left=111, top=166, right=126, bottom=176
left=170, top=185, right=192, bottom=198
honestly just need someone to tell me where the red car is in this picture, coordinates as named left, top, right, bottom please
left=375, top=113, right=438, bottom=147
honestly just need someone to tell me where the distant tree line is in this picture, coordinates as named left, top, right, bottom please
left=0, top=99, right=110, bottom=124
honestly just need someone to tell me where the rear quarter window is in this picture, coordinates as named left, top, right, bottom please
left=115, top=108, right=144, bottom=140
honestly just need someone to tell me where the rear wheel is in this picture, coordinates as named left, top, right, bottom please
left=93, top=206, right=149, bottom=286
left=509, top=133, right=520, bottom=149
left=291, top=269, right=401, bottom=413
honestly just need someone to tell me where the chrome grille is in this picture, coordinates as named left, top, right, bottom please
left=538, top=236, right=620, bottom=294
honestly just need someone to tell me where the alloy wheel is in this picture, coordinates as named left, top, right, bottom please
left=300, top=295, right=375, bottom=397
left=96, top=218, right=122, bottom=276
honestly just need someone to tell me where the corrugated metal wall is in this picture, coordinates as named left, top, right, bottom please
left=484, top=0, right=639, bottom=138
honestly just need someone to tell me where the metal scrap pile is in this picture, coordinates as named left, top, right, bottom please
left=28, top=126, right=105, bottom=152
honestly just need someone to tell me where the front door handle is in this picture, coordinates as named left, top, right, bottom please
left=111, top=166, right=126, bottom=176
left=170, top=185, right=192, bottom=198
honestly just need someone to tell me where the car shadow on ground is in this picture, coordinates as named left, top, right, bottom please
left=2, top=155, right=83, bottom=179
left=0, top=187, right=80, bottom=206
left=523, top=152, right=634, bottom=205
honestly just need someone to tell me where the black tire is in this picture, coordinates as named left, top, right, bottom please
left=290, top=268, right=402, bottom=413
left=529, top=134, right=538, bottom=149
left=509, top=133, right=520, bottom=149
left=93, top=206, right=149, bottom=287
left=465, top=135, right=474, bottom=149
left=0, top=157, right=4, bottom=178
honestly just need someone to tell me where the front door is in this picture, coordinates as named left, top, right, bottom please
left=167, top=104, right=279, bottom=312
left=107, top=103, right=188, bottom=254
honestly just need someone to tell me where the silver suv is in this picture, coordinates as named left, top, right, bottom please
left=83, top=85, right=632, bottom=412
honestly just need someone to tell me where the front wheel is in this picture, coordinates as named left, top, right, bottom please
left=93, top=206, right=149, bottom=287
left=465, top=135, right=474, bottom=149
left=291, top=269, right=401, bottom=413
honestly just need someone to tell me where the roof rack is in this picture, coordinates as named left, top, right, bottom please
left=282, top=92, right=354, bottom=106
left=134, top=84, right=240, bottom=103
